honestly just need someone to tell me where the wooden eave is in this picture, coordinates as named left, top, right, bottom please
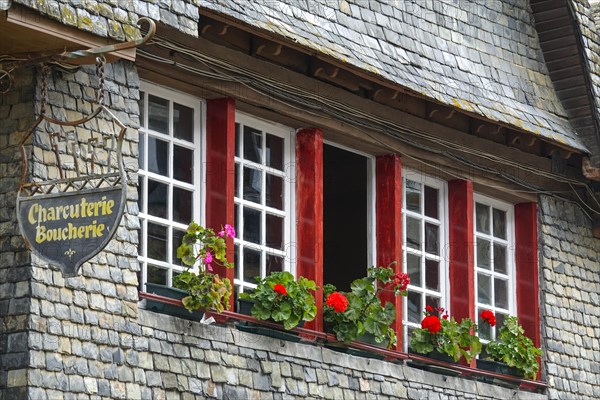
left=137, top=22, right=590, bottom=203
left=531, top=0, right=600, bottom=158
left=199, top=10, right=586, bottom=158
left=0, top=6, right=135, bottom=65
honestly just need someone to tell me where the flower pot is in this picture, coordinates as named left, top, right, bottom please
left=235, top=298, right=305, bottom=342
left=144, top=283, right=203, bottom=321
left=475, top=359, right=522, bottom=389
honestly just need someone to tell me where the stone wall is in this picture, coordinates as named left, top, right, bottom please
left=0, top=68, right=35, bottom=400
left=126, top=310, right=549, bottom=400
left=0, top=60, right=141, bottom=400
left=539, top=195, right=600, bottom=400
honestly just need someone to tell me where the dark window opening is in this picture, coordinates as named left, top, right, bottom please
left=323, top=144, right=369, bottom=292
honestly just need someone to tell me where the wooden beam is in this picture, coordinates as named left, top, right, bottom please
left=136, top=32, right=585, bottom=192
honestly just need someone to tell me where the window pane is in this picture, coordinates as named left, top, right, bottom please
left=235, top=123, right=240, bottom=157
left=494, top=243, right=507, bottom=274
left=243, top=167, right=262, bottom=204
left=476, top=238, right=491, bottom=270
left=139, top=132, right=145, bottom=170
left=405, top=180, right=421, bottom=213
left=478, top=308, right=492, bottom=341
left=173, top=145, right=193, bottom=183
left=493, top=208, right=506, bottom=239
left=424, top=223, right=439, bottom=255
left=477, top=273, right=491, bottom=304
left=496, top=312, right=507, bottom=331
left=407, top=253, right=421, bottom=288
left=147, top=223, right=167, bottom=262
left=243, top=247, right=261, bottom=283
left=243, top=207, right=261, bottom=244
left=425, top=259, right=439, bottom=291
left=138, top=223, right=144, bottom=256
left=173, top=103, right=194, bottom=142
left=148, top=95, right=169, bottom=134
left=172, top=229, right=185, bottom=266
left=425, top=295, right=440, bottom=312
left=244, top=126, right=262, bottom=163
left=147, top=265, right=167, bottom=285
left=147, top=179, right=168, bottom=219
left=139, top=92, right=145, bottom=128
left=406, top=217, right=421, bottom=250
left=424, top=186, right=438, bottom=219
left=148, top=137, right=169, bottom=176
left=234, top=204, right=239, bottom=232
left=234, top=163, right=240, bottom=198
left=266, top=214, right=284, bottom=250
left=495, top=278, right=508, bottom=309
left=266, top=174, right=283, bottom=210
left=234, top=244, right=240, bottom=280
left=407, top=291, right=421, bottom=323
left=172, top=187, right=192, bottom=224
left=266, top=254, right=283, bottom=275
left=137, top=176, right=144, bottom=213
left=266, top=134, right=284, bottom=170
left=476, top=202, right=490, bottom=234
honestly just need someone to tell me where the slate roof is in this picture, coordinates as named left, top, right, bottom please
left=195, top=0, right=589, bottom=152
left=12, top=0, right=596, bottom=152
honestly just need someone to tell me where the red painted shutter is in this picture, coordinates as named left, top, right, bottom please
left=205, top=98, right=236, bottom=310
left=376, top=154, right=403, bottom=349
left=448, top=180, right=475, bottom=322
left=514, top=202, right=540, bottom=348
left=295, top=128, right=324, bottom=333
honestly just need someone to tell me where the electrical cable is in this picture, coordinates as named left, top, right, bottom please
left=138, top=37, right=600, bottom=218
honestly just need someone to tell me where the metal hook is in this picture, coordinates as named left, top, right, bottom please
left=62, top=17, right=156, bottom=61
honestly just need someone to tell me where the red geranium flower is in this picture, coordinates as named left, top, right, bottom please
left=480, top=310, right=496, bottom=327
left=273, top=283, right=287, bottom=296
left=425, top=305, right=434, bottom=314
left=326, top=292, right=349, bottom=313
left=421, top=315, right=442, bottom=333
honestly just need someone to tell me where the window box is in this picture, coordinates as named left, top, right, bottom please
left=144, top=282, right=203, bottom=321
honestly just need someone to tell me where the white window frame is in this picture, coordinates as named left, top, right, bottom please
left=473, top=193, right=516, bottom=341
left=234, top=112, right=295, bottom=294
left=322, top=140, right=377, bottom=268
left=138, top=82, right=204, bottom=291
left=402, top=169, right=449, bottom=351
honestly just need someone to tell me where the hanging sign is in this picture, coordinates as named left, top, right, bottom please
left=17, top=62, right=127, bottom=276
left=17, top=187, right=124, bottom=274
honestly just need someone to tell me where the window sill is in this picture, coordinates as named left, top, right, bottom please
left=138, top=291, right=547, bottom=393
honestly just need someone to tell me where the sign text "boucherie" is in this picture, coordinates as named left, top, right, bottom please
left=28, top=196, right=115, bottom=243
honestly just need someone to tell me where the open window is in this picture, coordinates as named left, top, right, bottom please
left=323, top=143, right=374, bottom=291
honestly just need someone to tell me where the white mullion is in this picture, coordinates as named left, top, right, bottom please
left=236, top=158, right=286, bottom=178
left=235, top=199, right=286, bottom=217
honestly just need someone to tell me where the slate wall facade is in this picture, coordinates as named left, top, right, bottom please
left=0, top=68, right=34, bottom=400
left=539, top=195, right=600, bottom=400
left=0, top=58, right=597, bottom=400
left=1, top=1, right=600, bottom=400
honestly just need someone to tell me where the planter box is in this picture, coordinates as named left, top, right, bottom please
left=235, top=298, right=305, bottom=342
left=476, top=359, right=522, bottom=389
left=144, top=283, right=203, bottom=321
left=407, top=350, right=461, bottom=377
